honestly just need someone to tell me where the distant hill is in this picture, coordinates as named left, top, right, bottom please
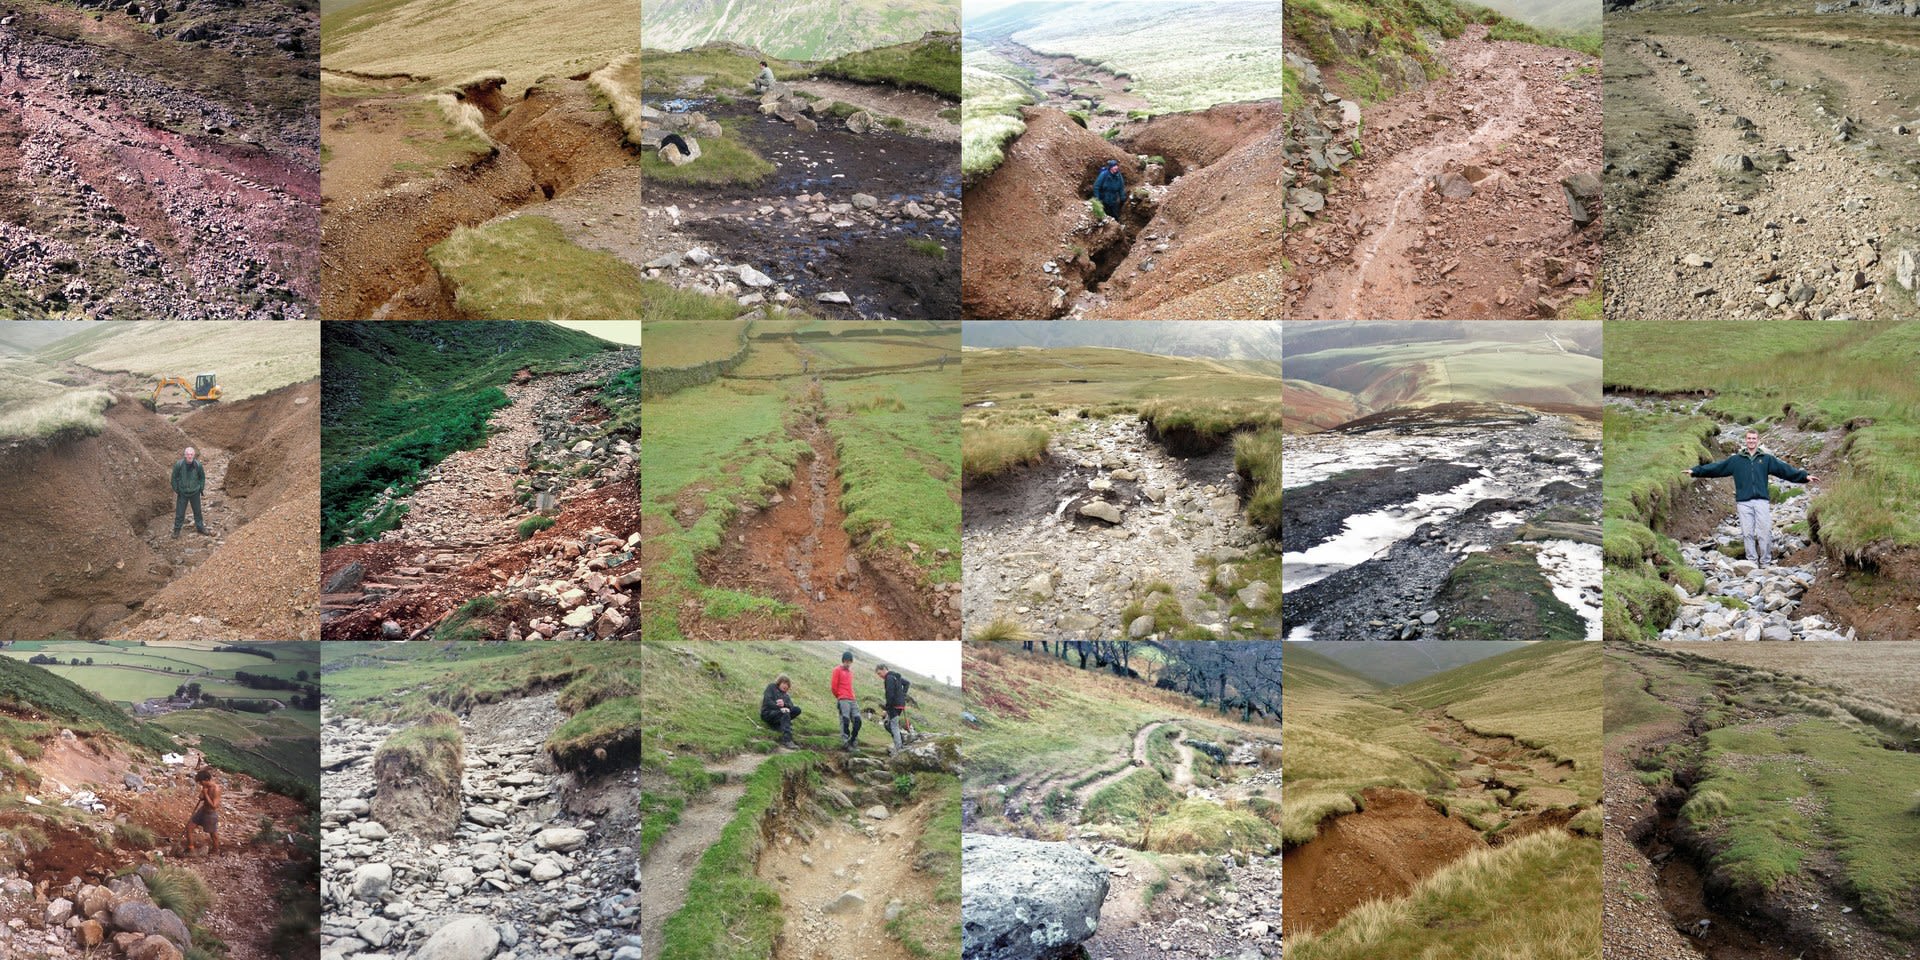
left=1291, top=641, right=1536, bottom=687
left=1469, top=0, right=1600, bottom=33
left=1281, top=333, right=1600, bottom=430
left=642, top=0, right=960, bottom=60
left=0, top=322, right=92, bottom=356
left=962, top=319, right=1284, bottom=361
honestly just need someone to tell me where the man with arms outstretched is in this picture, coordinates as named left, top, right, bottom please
left=1683, top=428, right=1820, bottom=567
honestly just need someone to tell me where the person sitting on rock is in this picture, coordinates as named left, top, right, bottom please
left=184, top=768, right=221, bottom=855
left=1682, top=427, right=1819, bottom=568
left=1093, top=159, right=1125, bottom=220
left=760, top=673, right=801, bottom=748
left=831, top=650, right=861, bottom=751
left=753, top=60, right=775, bottom=93
left=877, top=664, right=909, bottom=754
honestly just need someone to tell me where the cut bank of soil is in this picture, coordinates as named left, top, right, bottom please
left=1281, top=788, right=1484, bottom=937
left=321, top=75, right=637, bottom=319
left=696, top=399, right=945, bottom=642
left=0, top=379, right=320, bottom=640
left=1285, top=26, right=1603, bottom=320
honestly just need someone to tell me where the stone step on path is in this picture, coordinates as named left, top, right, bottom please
left=1661, top=490, right=1854, bottom=641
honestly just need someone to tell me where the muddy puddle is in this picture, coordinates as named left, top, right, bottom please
left=644, top=102, right=960, bottom=319
left=1282, top=413, right=1602, bottom=640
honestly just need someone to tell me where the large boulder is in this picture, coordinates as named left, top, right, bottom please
left=962, top=835, right=1109, bottom=960
left=659, top=136, right=702, bottom=167
left=846, top=110, right=875, bottom=134
left=1561, top=170, right=1602, bottom=227
left=414, top=916, right=501, bottom=960
left=888, top=736, right=960, bottom=775
left=109, top=902, right=192, bottom=952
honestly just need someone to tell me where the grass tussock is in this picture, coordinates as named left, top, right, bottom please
left=147, top=865, right=214, bottom=923
left=430, top=93, right=494, bottom=148
left=1233, top=427, right=1283, bottom=535
left=814, top=32, right=960, bottom=99
left=1288, top=830, right=1600, bottom=959
left=588, top=54, right=645, bottom=147
left=428, top=216, right=646, bottom=320
left=961, top=421, right=1050, bottom=484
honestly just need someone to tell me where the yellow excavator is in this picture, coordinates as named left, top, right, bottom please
left=152, top=373, right=221, bottom=406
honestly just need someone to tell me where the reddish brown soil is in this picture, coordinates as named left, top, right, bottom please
left=1281, top=788, right=1484, bottom=937
left=1284, top=26, right=1602, bottom=320
left=321, top=77, right=634, bottom=319
left=961, top=107, right=1134, bottom=320
left=1798, top=546, right=1920, bottom=642
left=696, top=410, right=944, bottom=641
left=0, top=2, right=318, bottom=318
left=322, top=481, right=639, bottom=639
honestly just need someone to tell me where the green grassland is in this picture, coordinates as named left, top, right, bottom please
left=823, top=371, right=961, bottom=584
left=1283, top=643, right=1600, bottom=843
left=641, top=642, right=961, bottom=761
left=960, top=644, right=1259, bottom=795
left=1281, top=338, right=1601, bottom=418
left=637, top=117, right=777, bottom=188
left=960, top=346, right=1284, bottom=485
left=322, top=0, right=633, bottom=91
left=323, top=642, right=638, bottom=769
left=641, top=0, right=956, bottom=62
left=320, top=321, right=620, bottom=547
left=640, top=379, right=810, bottom=641
left=1289, top=830, right=1600, bottom=960
left=0, top=356, right=112, bottom=442
left=1001, top=3, right=1284, bottom=112
left=959, top=47, right=1037, bottom=178
left=642, top=320, right=749, bottom=369
left=641, top=328, right=958, bottom=641
left=1396, top=643, right=1602, bottom=803
left=1618, top=644, right=1920, bottom=944
left=1289, top=0, right=1596, bottom=105
left=636, top=46, right=808, bottom=97
left=1279, top=647, right=1453, bottom=842
left=1602, top=322, right=1920, bottom=639
left=814, top=31, right=961, bottom=99
left=427, top=216, right=648, bottom=319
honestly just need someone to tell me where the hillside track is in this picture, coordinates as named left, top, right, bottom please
left=1285, top=26, right=1602, bottom=320
left=1604, top=26, right=1920, bottom=321
left=320, top=351, right=640, bottom=640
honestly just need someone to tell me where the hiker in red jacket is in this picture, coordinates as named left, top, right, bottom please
left=831, top=650, right=861, bottom=751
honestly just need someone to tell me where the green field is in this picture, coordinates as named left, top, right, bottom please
left=1602, top=322, right=1920, bottom=640
left=641, top=326, right=960, bottom=642
left=641, top=320, right=749, bottom=369
left=1, top=641, right=317, bottom=707
left=1614, top=644, right=1920, bottom=947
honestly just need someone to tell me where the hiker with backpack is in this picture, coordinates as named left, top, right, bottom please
left=877, top=664, right=909, bottom=754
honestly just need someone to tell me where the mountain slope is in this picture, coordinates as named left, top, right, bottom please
left=642, top=0, right=959, bottom=60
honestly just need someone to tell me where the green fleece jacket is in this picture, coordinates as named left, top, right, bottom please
left=171, top=459, right=205, bottom=495
left=1690, top=449, right=1807, bottom=502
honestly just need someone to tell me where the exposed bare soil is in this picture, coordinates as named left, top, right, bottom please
left=1281, top=788, right=1484, bottom=937
left=962, top=99, right=1284, bottom=320
left=0, top=379, right=319, bottom=640
left=1284, top=26, right=1603, bottom=320
left=0, top=0, right=318, bottom=319
left=321, top=75, right=638, bottom=319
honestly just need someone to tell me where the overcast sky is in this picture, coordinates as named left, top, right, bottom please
left=555, top=321, right=642, bottom=346
left=847, top=642, right=961, bottom=688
